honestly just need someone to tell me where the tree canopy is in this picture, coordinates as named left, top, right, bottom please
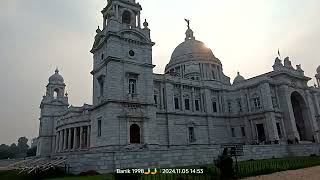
left=0, top=137, right=36, bottom=159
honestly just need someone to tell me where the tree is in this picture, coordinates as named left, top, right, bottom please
left=17, top=137, right=29, bottom=158
left=0, top=137, right=34, bottom=159
left=0, top=144, right=11, bottom=159
left=26, top=146, right=37, bottom=157
left=9, top=143, right=18, bottom=158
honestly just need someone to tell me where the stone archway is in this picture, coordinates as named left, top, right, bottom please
left=291, top=91, right=312, bottom=141
left=130, top=124, right=141, bottom=144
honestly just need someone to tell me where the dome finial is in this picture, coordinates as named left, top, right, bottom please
left=55, top=67, right=59, bottom=74
left=184, top=19, right=195, bottom=41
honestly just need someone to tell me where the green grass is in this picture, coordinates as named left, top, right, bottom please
left=2, top=156, right=320, bottom=180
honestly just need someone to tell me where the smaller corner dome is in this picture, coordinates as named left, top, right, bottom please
left=49, top=68, right=64, bottom=84
left=317, top=65, right=320, bottom=74
left=233, top=72, right=245, bottom=84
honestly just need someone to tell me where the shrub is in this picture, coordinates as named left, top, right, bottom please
left=215, top=155, right=234, bottom=179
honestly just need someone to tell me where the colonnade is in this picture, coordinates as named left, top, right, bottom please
left=55, top=126, right=91, bottom=152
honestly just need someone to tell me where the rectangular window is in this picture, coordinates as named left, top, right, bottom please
left=212, top=101, right=217, bottom=113
left=276, top=123, right=282, bottom=138
left=195, top=100, right=200, bottom=111
left=185, top=99, right=190, bottom=110
left=97, top=76, right=105, bottom=97
left=272, top=97, right=278, bottom=108
left=231, top=128, right=236, bottom=137
left=228, top=101, right=232, bottom=113
left=188, top=127, right=196, bottom=142
left=97, top=118, right=102, bottom=137
left=253, top=98, right=261, bottom=109
left=154, top=95, right=158, bottom=106
left=241, top=127, right=246, bottom=137
left=162, top=88, right=166, bottom=109
left=129, top=79, right=137, bottom=94
left=174, top=97, right=180, bottom=110
left=237, top=99, right=242, bottom=112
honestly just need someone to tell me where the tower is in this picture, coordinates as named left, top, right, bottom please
left=90, top=0, right=158, bottom=149
left=37, top=69, right=69, bottom=156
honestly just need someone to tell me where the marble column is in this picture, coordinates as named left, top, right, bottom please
left=73, top=128, right=77, bottom=150
left=245, top=89, right=252, bottom=112
left=137, top=12, right=141, bottom=27
left=191, top=87, right=195, bottom=112
left=244, top=116, right=252, bottom=144
left=312, top=92, right=320, bottom=115
left=65, top=129, right=69, bottom=150
left=159, top=83, right=164, bottom=110
left=87, top=126, right=91, bottom=148
left=204, top=88, right=214, bottom=144
left=80, top=126, right=83, bottom=149
left=115, top=5, right=119, bottom=20
left=68, top=128, right=72, bottom=150
left=306, top=91, right=320, bottom=142
left=59, top=130, right=63, bottom=152
left=180, top=85, right=183, bottom=111
left=63, top=129, right=67, bottom=150
left=261, top=83, right=279, bottom=141
left=55, top=132, right=59, bottom=152
left=250, top=120, right=256, bottom=141
left=54, top=133, right=57, bottom=153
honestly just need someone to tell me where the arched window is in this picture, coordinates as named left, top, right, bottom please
left=129, top=79, right=136, bottom=94
left=97, top=76, right=105, bottom=97
left=53, top=89, right=59, bottom=99
left=130, top=124, right=140, bottom=144
left=122, top=11, right=131, bottom=24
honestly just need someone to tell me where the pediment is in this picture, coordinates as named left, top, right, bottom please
left=118, top=29, right=149, bottom=43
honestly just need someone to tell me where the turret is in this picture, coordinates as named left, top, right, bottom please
left=37, top=68, right=69, bottom=156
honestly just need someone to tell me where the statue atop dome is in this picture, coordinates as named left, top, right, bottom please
left=185, top=19, right=190, bottom=29
left=184, top=19, right=195, bottom=41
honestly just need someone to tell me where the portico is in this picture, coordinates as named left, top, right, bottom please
left=56, top=125, right=91, bottom=152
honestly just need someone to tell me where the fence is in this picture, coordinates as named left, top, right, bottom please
left=111, top=156, right=320, bottom=180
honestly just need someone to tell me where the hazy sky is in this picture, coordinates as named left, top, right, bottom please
left=0, top=0, right=319, bottom=145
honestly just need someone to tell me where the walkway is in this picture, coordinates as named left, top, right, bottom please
left=244, top=166, right=320, bottom=180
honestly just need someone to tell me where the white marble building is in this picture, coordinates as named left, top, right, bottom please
left=37, top=0, right=320, bottom=158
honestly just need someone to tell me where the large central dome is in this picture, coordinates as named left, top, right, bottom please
left=165, top=26, right=221, bottom=72
left=164, top=22, right=230, bottom=85
left=170, top=39, right=215, bottom=63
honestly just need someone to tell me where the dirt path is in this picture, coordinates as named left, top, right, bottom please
left=243, top=166, right=320, bottom=180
